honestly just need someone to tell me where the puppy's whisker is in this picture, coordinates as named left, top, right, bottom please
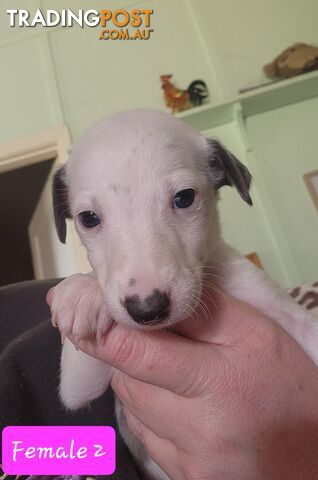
left=200, top=289, right=217, bottom=315
left=190, top=294, right=211, bottom=325
left=200, top=283, right=223, bottom=316
left=53, top=201, right=68, bottom=209
left=201, top=281, right=224, bottom=305
left=55, top=207, right=70, bottom=220
left=196, top=291, right=213, bottom=323
left=201, top=277, right=224, bottom=293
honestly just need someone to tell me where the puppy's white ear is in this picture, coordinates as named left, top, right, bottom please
left=207, top=138, right=253, bottom=205
left=52, top=166, right=72, bottom=243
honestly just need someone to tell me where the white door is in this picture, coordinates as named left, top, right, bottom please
left=0, top=126, right=90, bottom=281
left=28, top=172, right=82, bottom=280
left=28, top=130, right=91, bottom=279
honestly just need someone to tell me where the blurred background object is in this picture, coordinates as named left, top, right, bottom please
left=264, top=43, right=318, bottom=79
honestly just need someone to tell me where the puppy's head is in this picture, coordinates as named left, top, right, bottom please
left=53, top=110, right=252, bottom=328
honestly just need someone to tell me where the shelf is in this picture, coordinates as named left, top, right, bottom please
left=176, top=70, right=318, bottom=131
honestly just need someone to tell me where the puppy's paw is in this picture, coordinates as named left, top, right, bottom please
left=48, top=273, right=111, bottom=347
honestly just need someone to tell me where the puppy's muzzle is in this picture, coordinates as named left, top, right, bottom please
left=124, top=290, right=170, bottom=325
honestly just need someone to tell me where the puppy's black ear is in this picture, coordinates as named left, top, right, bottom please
left=52, top=166, right=71, bottom=244
left=207, top=138, right=253, bottom=205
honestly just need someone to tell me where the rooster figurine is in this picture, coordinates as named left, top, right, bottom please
left=160, top=74, right=209, bottom=113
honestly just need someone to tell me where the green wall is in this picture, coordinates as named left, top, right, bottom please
left=246, top=98, right=318, bottom=285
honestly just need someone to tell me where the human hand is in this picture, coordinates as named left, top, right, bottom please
left=75, top=290, right=318, bottom=480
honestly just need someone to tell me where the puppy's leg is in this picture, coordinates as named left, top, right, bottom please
left=60, top=339, right=113, bottom=410
left=49, top=273, right=113, bottom=409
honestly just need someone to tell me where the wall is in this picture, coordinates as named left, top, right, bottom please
left=2, top=0, right=317, bottom=143
left=0, top=1, right=317, bottom=287
left=0, top=0, right=219, bottom=143
left=191, top=0, right=318, bottom=97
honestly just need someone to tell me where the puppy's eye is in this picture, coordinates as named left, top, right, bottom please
left=79, top=211, right=101, bottom=228
left=172, top=188, right=196, bottom=209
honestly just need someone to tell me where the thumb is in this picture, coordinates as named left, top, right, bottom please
left=77, top=322, right=225, bottom=396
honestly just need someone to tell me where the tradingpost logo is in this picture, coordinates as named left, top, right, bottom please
left=6, top=9, right=154, bottom=40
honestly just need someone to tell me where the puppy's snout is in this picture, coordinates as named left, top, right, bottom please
left=124, top=290, right=170, bottom=325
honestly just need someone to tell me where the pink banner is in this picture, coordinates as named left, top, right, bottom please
left=2, top=426, right=116, bottom=475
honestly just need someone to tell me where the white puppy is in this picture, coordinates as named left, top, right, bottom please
left=50, top=110, right=318, bottom=480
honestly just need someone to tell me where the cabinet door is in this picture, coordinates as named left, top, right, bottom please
left=204, top=121, right=295, bottom=288
left=246, top=97, right=318, bottom=286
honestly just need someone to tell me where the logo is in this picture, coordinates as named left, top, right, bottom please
left=6, top=9, right=154, bottom=40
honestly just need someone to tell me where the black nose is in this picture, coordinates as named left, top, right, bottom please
left=124, top=290, right=170, bottom=325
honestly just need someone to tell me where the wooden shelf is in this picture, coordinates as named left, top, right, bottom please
left=176, top=70, right=318, bottom=131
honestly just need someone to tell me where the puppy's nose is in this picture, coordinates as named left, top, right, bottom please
left=124, top=290, right=170, bottom=325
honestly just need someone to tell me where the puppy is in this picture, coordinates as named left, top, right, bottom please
left=49, top=110, right=318, bottom=480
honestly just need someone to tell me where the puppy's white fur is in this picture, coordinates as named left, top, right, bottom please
left=50, top=110, right=318, bottom=480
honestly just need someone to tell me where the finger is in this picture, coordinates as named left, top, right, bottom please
left=112, top=372, right=180, bottom=441
left=77, top=324, right=224, bottom=396
left=123, top=406, right=183, bottom=480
